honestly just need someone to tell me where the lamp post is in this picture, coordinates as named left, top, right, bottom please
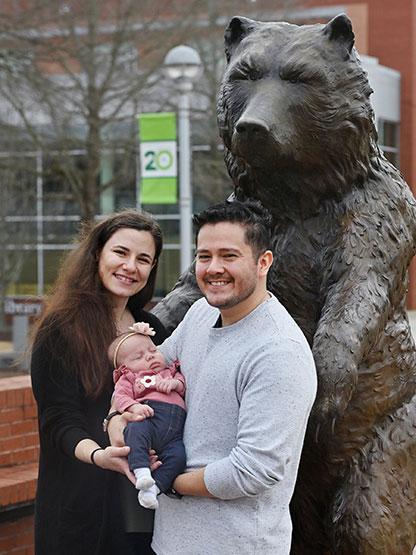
left=163, top=45, right=201, bottom=274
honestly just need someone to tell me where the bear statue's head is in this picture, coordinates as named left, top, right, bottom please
left=217, top=14, right=379, bottom=209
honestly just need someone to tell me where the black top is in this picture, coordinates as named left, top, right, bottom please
left=31, top=308, right=167, bottom=555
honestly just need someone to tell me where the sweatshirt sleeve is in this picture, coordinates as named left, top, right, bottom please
left=204, top=343, right=316, bottom=499
left=30, top=327, right=92, bottom=458
left=158, top=318, right=185, bottom=363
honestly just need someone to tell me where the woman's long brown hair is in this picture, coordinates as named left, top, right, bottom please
left=32, top=209, right=163, bottom=398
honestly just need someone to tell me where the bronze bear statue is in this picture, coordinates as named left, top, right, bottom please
left=153, top=14, right=416, bottom=554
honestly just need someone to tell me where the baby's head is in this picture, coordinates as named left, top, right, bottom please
left=108, top=324, right=166, bottom=374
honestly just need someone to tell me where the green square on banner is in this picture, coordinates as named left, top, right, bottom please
left=138, top=113, right=176, bottom=141
left=138, top=112, right=177, bottom=204
left=141, top=177, right=177, bottom=205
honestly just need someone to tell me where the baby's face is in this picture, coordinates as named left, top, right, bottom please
left=118, top=334, right=166, bottom=373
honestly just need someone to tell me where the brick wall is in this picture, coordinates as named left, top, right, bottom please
left=0, top=514, right=34, bottom=555
left=0, top=376, right=38, bottom=555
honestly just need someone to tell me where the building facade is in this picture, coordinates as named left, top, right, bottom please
left=303, top=0, right=416, bottom=305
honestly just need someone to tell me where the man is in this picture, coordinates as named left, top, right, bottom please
left=152, top=200, right=317, bottom=555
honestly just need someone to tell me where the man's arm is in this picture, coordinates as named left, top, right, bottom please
left=186, top=344, right=316, bottom=501
left=172, top=468, right=214, bottom=497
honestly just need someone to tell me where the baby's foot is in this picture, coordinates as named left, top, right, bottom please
left=134, top=467, right=155, bottom=490
left=138, top=485, right=159, bottom=509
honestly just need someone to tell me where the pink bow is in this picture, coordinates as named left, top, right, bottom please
left=128, top=322, right=156, bottom=336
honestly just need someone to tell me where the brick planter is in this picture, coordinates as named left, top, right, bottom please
left=0, top=375, right=38, bottom=554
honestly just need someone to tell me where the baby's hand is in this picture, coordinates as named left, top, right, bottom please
left=127, top=403, right=154, bottom=419
left=156, top=378, right=180, bottom=395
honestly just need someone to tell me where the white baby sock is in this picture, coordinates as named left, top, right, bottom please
left=134, top=467, right=155, bottom=490
left=138, top=485, right=160, bottom=510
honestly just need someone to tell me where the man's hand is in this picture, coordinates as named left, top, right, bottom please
left=149, top=449, right=162, bottom=473
left=156, top=378, right=180, bottom=394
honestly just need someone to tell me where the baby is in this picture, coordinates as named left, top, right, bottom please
left=108, top=322, right=186, bottom=509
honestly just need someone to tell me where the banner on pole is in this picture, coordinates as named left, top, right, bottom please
left=138, top=112, right=177, bottom=204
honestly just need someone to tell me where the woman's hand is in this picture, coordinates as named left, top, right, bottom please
left=107, top=407, right=153, bottom=447
left=107, top=413, right=128, bottom=447
left=93, top=446, right=136, bottom=484
left=75, top=438, right=135, bottom=484
left=128, top=403, right=154, bottom=419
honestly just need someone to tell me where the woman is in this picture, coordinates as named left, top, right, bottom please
left=31, top=209, right=167, bottom=555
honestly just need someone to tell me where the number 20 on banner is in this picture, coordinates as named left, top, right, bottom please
left=140, top=141, right=177, bottom=179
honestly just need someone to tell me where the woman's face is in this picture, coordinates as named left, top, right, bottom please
left=98, top=228, right=156, bottom=305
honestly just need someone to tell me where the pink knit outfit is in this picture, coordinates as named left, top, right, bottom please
left=113, top=360, right=186, bottom=412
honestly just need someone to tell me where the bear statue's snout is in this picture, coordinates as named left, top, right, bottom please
left=235, top=117, right=270, bottom=140
left=233, top=116, right=279, bottom=164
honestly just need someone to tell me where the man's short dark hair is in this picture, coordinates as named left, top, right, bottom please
left=193, top=200, right=272, bottom=259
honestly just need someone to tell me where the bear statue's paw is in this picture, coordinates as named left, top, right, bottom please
left=311, top=351, right=358, bottom=435
left=311, top=393, right=351, bottom=443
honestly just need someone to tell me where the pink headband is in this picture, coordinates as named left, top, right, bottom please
left=112, top=322, right=156, bottom=368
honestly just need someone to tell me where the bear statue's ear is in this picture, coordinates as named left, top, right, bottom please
left=323, top=13, right=355, bottom=54
left=224, top=16, right=258, bottom=62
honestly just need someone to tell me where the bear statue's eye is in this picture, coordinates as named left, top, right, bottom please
left=248, top=68, right=261, bottom=81
left=280, top=68, right=302, bottom=84
left=229, top=61, right=262, bottom=82
left=229, top=68, right=247, bottom=81
left=230, top=69, right=261, bottom=81
left=280, top=66, right=325, bottom=86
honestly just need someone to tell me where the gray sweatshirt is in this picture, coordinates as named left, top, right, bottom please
left=152, top=294, right=317, bottom=555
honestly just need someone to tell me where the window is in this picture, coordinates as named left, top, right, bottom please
left=378, top=120, right=399, bottom=168
left=43, top=154, right=82, bottom=216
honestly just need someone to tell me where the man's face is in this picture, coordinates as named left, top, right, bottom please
left=195, top=222, right=265, bottom=316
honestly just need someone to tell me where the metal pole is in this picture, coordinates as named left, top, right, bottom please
left=178, top=83, right=193, bottom=274
left=36, top=150, right=44, bottom=296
